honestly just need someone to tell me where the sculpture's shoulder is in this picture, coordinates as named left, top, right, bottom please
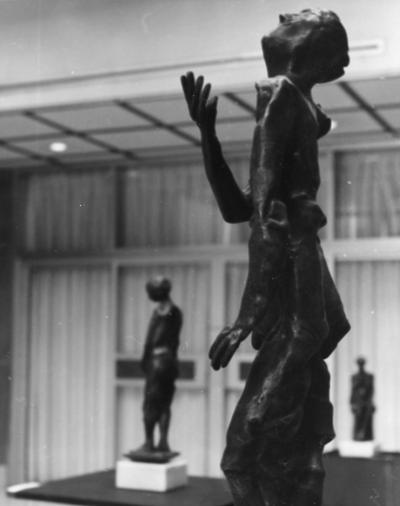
left=169, top=304, right=183, bottom=325
left=255, top=76, right=297, bottom=121
left=171, top=304, right=182, bottom=317
left=352, top=372, right=374, bottom=385
left=365, top=372, right=374, bottom=383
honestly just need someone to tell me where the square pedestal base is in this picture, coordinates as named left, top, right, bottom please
left=116, top=457, right=188, bottom=492
left=338, top=440, right=379, bottom=458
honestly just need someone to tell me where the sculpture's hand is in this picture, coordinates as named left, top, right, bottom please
left=180, top=71, right=218, bottom=132
left=208, top=326, right=243, bottom=370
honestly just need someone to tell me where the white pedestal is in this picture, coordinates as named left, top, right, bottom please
left=116, top=457, right=188, bottom=492
left=338, top=440, right=379, bottom=458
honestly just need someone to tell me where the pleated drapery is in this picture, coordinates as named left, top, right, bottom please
left=335, top=149, right=400, bottom=238
left=26, top=267, right=113, bottom=481
left=19, top=171, right=114, bottom=253
left=335, top=261, right=400, bottom=450
left=118, top=160, right=250, bottom=247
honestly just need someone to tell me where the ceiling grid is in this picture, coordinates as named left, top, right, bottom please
left=0, top=76, right=398, bottom=169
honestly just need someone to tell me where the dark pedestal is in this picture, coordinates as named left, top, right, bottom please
left=323, top=452, right=400, bottom=506
left=11, top=454, right=400, bottom=506
left=10, top=469, right=233, bottom=506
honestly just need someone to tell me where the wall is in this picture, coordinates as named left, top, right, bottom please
left=1, top=0, right=400, bottom=85
left=0, top=0, right=400, bottom=111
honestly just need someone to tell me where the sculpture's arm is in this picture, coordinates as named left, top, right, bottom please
left=350, top=378, right=358, bottom=411
left=140, top=331, right=153, bottom=373
left=181, top=72, right=253, bottom=223
left=170, top=308, right=183, bottom=358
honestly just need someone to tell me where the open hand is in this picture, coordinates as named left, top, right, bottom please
left=209, top=326, right=243, bottom=370
left=180, top=71, right=218, bottom=132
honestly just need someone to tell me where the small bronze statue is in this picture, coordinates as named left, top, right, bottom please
left=181, top=9, right=350, bottom=506
left=126, top=277, right=183, bottom=463
left=351, top=357, right=375, bottom=441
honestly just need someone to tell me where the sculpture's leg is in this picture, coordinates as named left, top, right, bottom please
left=157, top=408, right=171, bottom=452
left=220, top=336, right=299, bottom=506
left=142, top=377, right=158, bottom=451
left=292, top=441, right=325, bottom=506
left=142, top=415, right=156, bottom=451
left=290, top=358, right=334, bottom=506
left=222, top=469, right=267, bottom=506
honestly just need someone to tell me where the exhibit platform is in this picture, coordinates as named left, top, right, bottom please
left=338, top=440, right=379, bottom=458
left=9, top=468, right=233, bottom=506
left=116, top=457, right=187, bottom=491
left=8, top=453, right=400, bottom=506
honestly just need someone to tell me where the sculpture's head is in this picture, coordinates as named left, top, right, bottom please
left=146, top=276, right=172, bottom=302
left=261, top=9, right=349, bottom=84
left=356, top=356, right=366, bottom=369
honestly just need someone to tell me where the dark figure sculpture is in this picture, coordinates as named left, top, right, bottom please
left=181, top=9, right=351, bottom=506
left=127, top=277, right=183, bottom=463
left=351, top=357, right=375, bottom=441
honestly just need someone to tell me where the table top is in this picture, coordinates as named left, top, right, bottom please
left=11, top=469, right=233, bottom=506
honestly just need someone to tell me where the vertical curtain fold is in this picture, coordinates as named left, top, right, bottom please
left=119, top=160, right=251, bottom=247
left=24, top=267, right=112, bottom=482
left=335, top=150, right=400, bottom=238
left=20, top=171, right=114, bottom=253
left=335, top=261, right=400, bottom=450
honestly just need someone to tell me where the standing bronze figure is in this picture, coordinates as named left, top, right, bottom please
left=181, top=9, right=350, bottom=506
left=351, top=357, right=375, bottom=441
left=127, top=277, right=183, bottom=463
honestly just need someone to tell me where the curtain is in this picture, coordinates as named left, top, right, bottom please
left=335, top=261, right=400, bottom=450
left=22, top=266, right=113, bottom=482
left=118, top=159, right=251, bottom=247
left=20, top=171, right=114, bottom=252
left=335, top=149, right=400, bottom=238
left=116, top=263, right=210, bottom=475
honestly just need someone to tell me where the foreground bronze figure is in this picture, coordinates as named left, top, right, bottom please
left=127, top=277, right=183, bottom=463
left=181, top=9, right=350, bottom=506
left=351, top=357, right=375, bottom=441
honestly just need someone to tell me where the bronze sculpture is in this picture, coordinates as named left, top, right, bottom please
left=351, top=357, right=375, bottom=442
left=181, top=9, right=351, bottom=506
left=126, top=277, right=183, bottom=463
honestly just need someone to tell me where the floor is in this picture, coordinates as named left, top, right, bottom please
left=0, top=466, right=62, bottom=506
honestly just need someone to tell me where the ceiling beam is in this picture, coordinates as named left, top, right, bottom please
left=338, top=82, right=399, bottom=137
left=224, top=92, right=256, bottom=117
left=23, top=111, right=140, bottom=161
left=116, top=100, right=201, bottom=147
left=0, top=138, right=63, bottom=167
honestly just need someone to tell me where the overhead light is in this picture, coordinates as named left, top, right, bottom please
left=50, top=141, right=67, bottom=153
left=349, top=39, right=384, bottom=57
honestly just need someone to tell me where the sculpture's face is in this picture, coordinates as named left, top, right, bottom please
left=313, top=24, right=349, bottom=83
left=357, top=357, right=366, bottom=368
left=263, top=11, right=350, bottom=85
left=146, top=282, right=170, bottom=302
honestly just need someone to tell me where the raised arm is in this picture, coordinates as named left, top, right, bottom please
left=181, top=72, right=252, bottom=223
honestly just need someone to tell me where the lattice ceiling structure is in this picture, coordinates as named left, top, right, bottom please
left=0, top=75, right=399, bottom=170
